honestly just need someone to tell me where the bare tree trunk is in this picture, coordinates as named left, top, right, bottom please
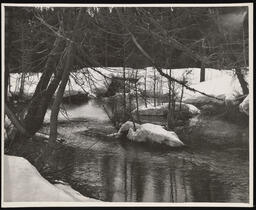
left=21, top=35, right=65, bottom=136
left=5, top=8, right=12, bottom=103
left=5, top=12, right=66, bottom=148
left=128, top=75, right=132, bottom=115
left=105, top=34, right=108, bottom=67
left=123, top=66, right=126, bottom=119
left=19, top=22, right=25, bottom=98
left=135, top=69, right=140, bottom=122
left=200, top=64, right=205, bottom=82
left=153, top=69, right=156, bottom=107
left=19, top=73, right=25, bottom=98
left=167, top=69, right=175, bottom=130
left=49, top=8, right=85, bottom=146
left=160, top=75, right=163, bottom=105
left=235, top=67, right=249, bottom=95
left=4, top=103, right=30, bottom=149
left=5, top=104, right=29, bottom=137
left=242, top=23, right=247, bottom=67
left=49, top=44, right=74, bottom=146
left=5, top=67, right=9, bottom=103
left=156, top=77, right=159, bottom=106
left=179, top=76, right=185, bottom=113
left=122, top=41, right=126, bottom=120
left=144, top=68, right=147, bottom=107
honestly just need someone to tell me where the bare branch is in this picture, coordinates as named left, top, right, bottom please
left=116, top=8, right=224, bottom=102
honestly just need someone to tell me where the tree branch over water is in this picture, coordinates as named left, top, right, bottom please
left=116, top=8, right=223, bottom=102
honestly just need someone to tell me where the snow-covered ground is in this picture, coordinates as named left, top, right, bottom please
left=43, top=100, right=109, bottom=123
left=110, top=121, right=184, bottom=147
left=182, top=73, right=248, bottom=105
left=8, top=67, right=236, bottom=98
left=8, top=67, right=248, bottom=118
left=132, top=102, right=200, bottom=117
left=3, top=155, right=100, bottom=202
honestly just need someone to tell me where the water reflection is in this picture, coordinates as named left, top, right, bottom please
left=42, top=141, right=239, bottom=202
left=41, top=99, right=248, bottom=203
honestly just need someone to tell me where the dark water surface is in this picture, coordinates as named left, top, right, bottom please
left=41, top=100, right=249, bottom=203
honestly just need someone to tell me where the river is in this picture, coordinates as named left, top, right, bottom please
left=40, top=99, right=249, bottom=203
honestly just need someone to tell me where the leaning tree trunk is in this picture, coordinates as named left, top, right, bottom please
left=49, top=44, right=74, bottom=146
left=21, top=35, right=65, bottom=137
left=235, top=67, right=249, bottom=95
left=5, top=8, right=13, bottom=103
left=49, top=8, right=85, bottom=146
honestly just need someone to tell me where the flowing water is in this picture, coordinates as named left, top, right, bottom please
left=40, top=99, right=249, bottom=203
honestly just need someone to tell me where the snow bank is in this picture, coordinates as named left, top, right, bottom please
left=118, top=121, right=141, bottom=134
left=239, top=95, right=249, bottom=116
left=3, top=155, right=100, bottom=202
left=44, top=100, right=109, bottom=123
left=132, top=104, right=168, bottom=116
left=8, top=68, right=236, bottom=101
left=110, top=121, right=184, bottom=147
left=127, top=123, right=184, bottom=147
left=108, top=121, right=141, bottom=138
left=9, top=71, right=105, bottom=98
left=132, top=102, right=200, bottom=117
left=182, top=74, right=247, bottom=105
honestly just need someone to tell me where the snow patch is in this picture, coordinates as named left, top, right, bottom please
left=3, top=155, right=100, bottom=202
left=183, top=74, right=246, bottom=105
left=132, top=102, right=200, bottom=117
left=239, top=95, right=249, bottom=116
left=127, top=123, right=184, bottom=147
left=108, top=121, right=141, bottom=138
left=111, top=121, right=184, bottom=147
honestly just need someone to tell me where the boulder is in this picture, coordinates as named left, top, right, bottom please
left=132, top=102, right=200, bottom=117
left=127, top=123, right=184, bottom=147
left=239, top=95, right=249, bottom=116
left=118, top=121, right=141, bottom=135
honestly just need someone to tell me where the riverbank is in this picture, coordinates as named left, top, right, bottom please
left=3, top=155, right=101, bottom=202
left=4, top=98, right=249, bottom=203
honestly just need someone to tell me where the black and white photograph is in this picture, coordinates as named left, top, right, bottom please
left=1, top=3, right=253, bottom=207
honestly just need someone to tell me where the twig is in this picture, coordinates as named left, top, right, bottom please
left=116, top=8, right=224, bottom=102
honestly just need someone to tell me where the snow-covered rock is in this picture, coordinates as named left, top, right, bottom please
left=3, top=155, right=100, bottom=202
left=239, top=95, right=249, bottom=116
left=224, top=91, right=243, bottom=107
left=118, top=121, right=141, bottom=134
left=183, top=74, right=247, bottom=105
left=110, top=121, right=184, bottom=147
left=127, top=123, right=184, bottom=147
left=132, top=102, right=200, bottom=117
left=4, top=115, right=12, bottom=128
left=179, top=103, right=201, bottom=116
left=4, top=127, right=8, bottom=141
left=108, top=121, right=141, bottom=138
left=4, top=115, right=15, bottom=141
left=132, top=104, right=168, bottom=116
